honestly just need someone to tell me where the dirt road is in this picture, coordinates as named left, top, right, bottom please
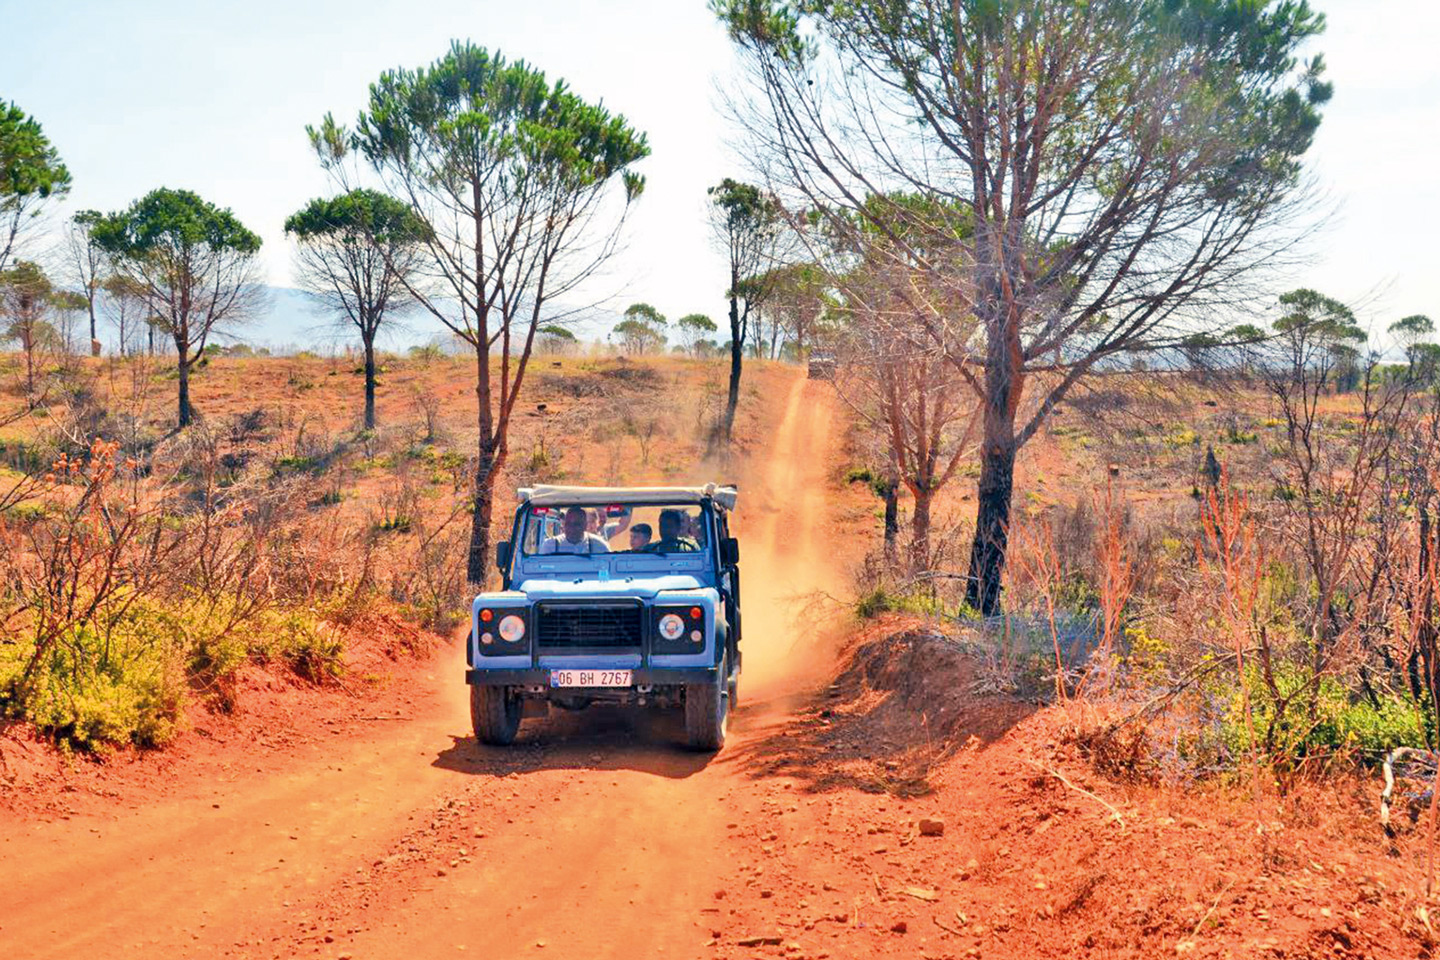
left=0, top=373, right=848, bottom=960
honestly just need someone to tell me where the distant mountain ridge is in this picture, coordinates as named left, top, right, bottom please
left=111, top=286, right=624, bottom=355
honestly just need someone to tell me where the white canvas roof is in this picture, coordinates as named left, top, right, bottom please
left=518, top=483, right=738, bottom=512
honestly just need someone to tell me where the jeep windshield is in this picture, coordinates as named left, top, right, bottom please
left=519, top=503, right=708, bottom=556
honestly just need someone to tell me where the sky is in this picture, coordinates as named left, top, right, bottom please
left=1, top=0, right=1437, bottom=349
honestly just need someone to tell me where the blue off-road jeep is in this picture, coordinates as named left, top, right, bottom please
left=466, top=484, right=742, bottom=751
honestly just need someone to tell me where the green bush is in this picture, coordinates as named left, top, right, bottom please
left=1220, top=425, right=1258, bottom=444
left=275, top=454, right=324, bottom=475
left=1220, top=667, right=1426, bottom=765
left=0, top=601, right=188, bottom=751
left=855, top=588, right=953, bottom=620
left=260, top=606, right=344, bottom=682
left=0, top=594, right=345, bottom=753
left=1163, top=427, right=1200, bottom=448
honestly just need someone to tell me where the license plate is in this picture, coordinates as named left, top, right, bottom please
left=549, top=669, right=632, bottom=688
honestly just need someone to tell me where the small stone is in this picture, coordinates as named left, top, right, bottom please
left=761, top=889, right=774, bottom=899
left=890, top=920, right=908, bottom=934
left=918, top=818, right=946, bottom=837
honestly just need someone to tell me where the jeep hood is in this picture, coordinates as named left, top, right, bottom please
left=515, top=575, right=711, bottom=600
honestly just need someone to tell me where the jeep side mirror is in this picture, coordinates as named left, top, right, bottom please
left=720, top=537, right=740, bottom=566
left=495, top=541, right=512, bottom=571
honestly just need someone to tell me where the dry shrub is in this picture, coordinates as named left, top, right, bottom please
left=0, top=415, right=407, bottom=751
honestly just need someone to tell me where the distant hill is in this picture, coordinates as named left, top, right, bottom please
left=229, top=287, right=624, bottom=355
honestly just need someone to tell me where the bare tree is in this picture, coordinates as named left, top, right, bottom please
left=716, top=0, right=1332, bottom=612
left=63, top=210, right=105, bottom=354
left=1259, top=290, right=1409, bottom=664
left=0, top=260, right=59, bottom=398
left=828, top=195, right=981, bottom=569
left=101, top=274, right=147, bottom=356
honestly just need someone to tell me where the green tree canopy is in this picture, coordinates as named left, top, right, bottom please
left=615, top=303, right=667, bottom=354
left=285, top=188, right=430, bottom=428
left=539, top=324, right=577, bottom=341
left=284, top=188, right=429, bottom=244
left=714, top=0, right=1332, bottom=613
left=1274, top=289, right=1364, bottom=344
left=91, top=188, right=264, bottom=426
left=622, top=302, right=667, bottom=328
left=676, top=313, right=718, bottom=356
left=1, top=100, right=72, bottom=271
left=1267, top=288, right=1366, bottom=388
left=315, top=40, right=650, bottom=583
left=1389, top=314, right=1434, bottom=365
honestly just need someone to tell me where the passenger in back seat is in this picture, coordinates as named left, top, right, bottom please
left=628, top=523, right=653, bottom=551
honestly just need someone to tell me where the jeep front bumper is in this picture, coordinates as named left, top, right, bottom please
left=465, top=666, right=720, bottom=686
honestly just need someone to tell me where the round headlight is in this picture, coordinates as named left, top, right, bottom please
left=658, top=614, right=685, bottom=641
left=498, top=614, right=526, bottom=643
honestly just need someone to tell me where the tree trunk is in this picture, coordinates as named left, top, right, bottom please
left=721, top=290, right=742, bottom=442
left=910, top=487, right=933, bottom=574
left=466, top=440, right=498, bottom=587
left=177, top=350, right=193, bottom=428
left=22, top=328, right=36, bottom=398
left=363, top=336, right=377, bottom=430
left=965, top=418, right=1017, bottom=616
left=882, top=479, right=899, bottom=559
left=467, top=336, right=498, bottom=586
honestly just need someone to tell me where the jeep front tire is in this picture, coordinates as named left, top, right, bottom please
left=471, top=685, right=522, bottom=746
left=684, top=656, right=729, bottom=752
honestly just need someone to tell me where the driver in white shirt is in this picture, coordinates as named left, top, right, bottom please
left=540, top=506, right=611, bottom=555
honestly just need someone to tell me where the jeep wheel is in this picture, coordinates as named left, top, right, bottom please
left=685, top=657, right=729, bottom=752
left=471, top=685, right=521, bottom=746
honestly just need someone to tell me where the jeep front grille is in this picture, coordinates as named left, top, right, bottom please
left=536, top=601, right=644, bottom=649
